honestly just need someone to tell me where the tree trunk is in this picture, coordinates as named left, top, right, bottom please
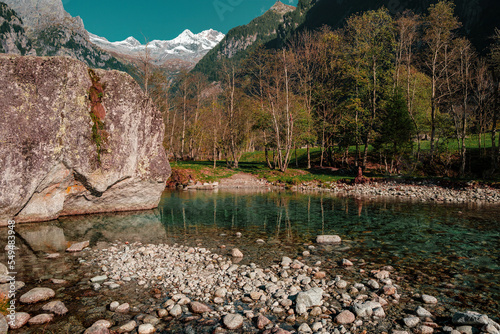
left=307, top=144, right=311, bottom=169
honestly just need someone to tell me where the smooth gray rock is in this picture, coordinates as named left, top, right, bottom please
left=298, top=323, right=312, bottom=333
left=7, top=312, right=30, bottom=329
left=42, top=300, right=68, bottom=315
left=296, top=303, right=307, bottom=315
left=316, top=235, right=342, bottom=244
left=19, top=287, right=55, bottom=304
left=223, top=313, right=244, bottom=330
left=90, top=275, right=108, bottom=283
left=138, top=323, right=155, bottom=334
left=231, top=248, right=244, bottom=257
left=84, top=325, right=110, bottom=334
left=452, top=311, right=489, bottom=326
left=115, top=303, right=130, bottom=313
left=169, top=304, right=182, bottom=317
left=352, top=301, right=382, bottom=317
left=296, top=287, right=323, bottom=308
left=422, top=294, right=438, bottom=304
left=109, top=301, right=119, bottom=311
left=66, top=241, right=88, bottom=253
left=190, top=301, right=212, bottom=314
left=335, top=310, right=355, bottom=324
left=455, top=326, right=476, bottom=334
left=403, top=317, right=420, bottom=328
left=416, top=306, right=433, bottom=318
left=28, top=313, right=54, bottom=325
left=143, top=315, right=160, bottom=326
left=118, top=320, right=136, bottom=333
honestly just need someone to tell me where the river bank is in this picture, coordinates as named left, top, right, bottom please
left=175, top=171, right=500, bottom=204
left=3, top=235, right=498, bottom=333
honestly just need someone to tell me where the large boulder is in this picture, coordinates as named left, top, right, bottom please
left=0, top=55, right=170, bottom=224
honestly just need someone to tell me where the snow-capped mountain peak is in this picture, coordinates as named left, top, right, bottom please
left=171, top=29, right=196, bottom=44
left=123, top=36, right=141, bottom=47
left=89, top=29, right=225, bottom=66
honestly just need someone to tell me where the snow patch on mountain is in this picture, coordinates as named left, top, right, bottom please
left=90, top=29, right=225, bottom=65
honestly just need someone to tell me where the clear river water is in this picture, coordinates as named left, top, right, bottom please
left=1, top=189, right=499, bottom=330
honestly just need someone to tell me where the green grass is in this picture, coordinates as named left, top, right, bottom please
left=171, top=132, right=499, bottom=185
left=171, top=158, right=354, bottom=187
left=418, top=133, right=495, bottom=152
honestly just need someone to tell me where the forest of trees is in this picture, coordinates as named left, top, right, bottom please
left=148, top=1, right=500, bottom=178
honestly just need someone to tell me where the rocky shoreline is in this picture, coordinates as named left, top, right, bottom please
left=177, top=173, right=500, bottom=204
left=4, top=236, right=498, bottom=334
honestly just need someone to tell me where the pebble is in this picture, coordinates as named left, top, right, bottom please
left=83, top=325, right=110, bottom=334
left=416, top=306, right=433, bottom=318
left=419, top=325, right=434, bottom=333
left=295, top=287, right=323, bottom=308
left=42, top=300, right=68, bottom=315
left=316, top=235, right=342, bottom=244
left=335, top=310, right=356, bottom=324
left=456, top=326, right=474, bottom=334
left=118, top=320, right=137, bottom=332
left=298, top=323, right=312, bottom=333
left=109, top=301, right=120, bottom=311
left=50, top=278, right=67, bottom=284
left=91, top=320, right=112, bottom=328
left=232, top=248, right=244, bottom=258
left=223, top=313, right=244, bottom=329
left=78, top=241, right=498, bottom=334
left=215, top=288, right=227, bottom=298
left=115, top=303, right=130, bottom=313
left=452, top=311, right=489, bottom=326
left=91, top=275, right=108, bottom=283
left=46, top=253, right=61, bottom=259
left=342, top=259, right=354, bottom=266
left=138, top=323, right=155, bottom=334
left=422, top=294, right=438, bottom=304
left=19, top=287, right=55, bottom=304
left=143, top=315, right=160, bottom=326
left=170, top=304, right=182, bottom=317
left=404, top=316, right=420, bottom=328
left=66, top=240, right=90, bottom=252
left=367, top=279, right=380, bottom=289
left=190, top=301, right=212, bottom=313
left=312, top=322, right=322, bottom=331
left=7, top=312, right=30, bottom=329
left=256, top=314, right=271, bottom=329
left=28, top=313, right=54, bottom=325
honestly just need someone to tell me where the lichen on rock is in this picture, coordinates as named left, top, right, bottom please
left=0, top=54, right=171, bottom=224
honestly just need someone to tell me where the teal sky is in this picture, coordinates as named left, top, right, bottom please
left=64, top=0, right=298, bottom=42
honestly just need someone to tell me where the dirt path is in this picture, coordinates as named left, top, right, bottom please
left=218, top=172, right=270, bottom=189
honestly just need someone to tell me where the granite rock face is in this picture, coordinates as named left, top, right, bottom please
left=0, top=55, right=170, bottom=224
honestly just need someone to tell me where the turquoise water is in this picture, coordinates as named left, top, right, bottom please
left=158, top=190, right=500, bottom=315
left=2, top=189, right=499, bottom=319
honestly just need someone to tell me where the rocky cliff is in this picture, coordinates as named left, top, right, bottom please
left=0, top=55, right=171, bottom=224
left=1, top=0, right=127, bottom=71
left=0, top=2, right=34, bottom=55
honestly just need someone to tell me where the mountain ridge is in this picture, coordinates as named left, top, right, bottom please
left=89, top=28, right=225, bottom=67
left=194, top=0, right=296, bottom=80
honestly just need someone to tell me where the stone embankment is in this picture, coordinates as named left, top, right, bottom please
left=3, top=235, right=492, bottom=334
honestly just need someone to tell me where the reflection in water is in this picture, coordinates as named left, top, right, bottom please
left=0, top=189, right=498, bottom=316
